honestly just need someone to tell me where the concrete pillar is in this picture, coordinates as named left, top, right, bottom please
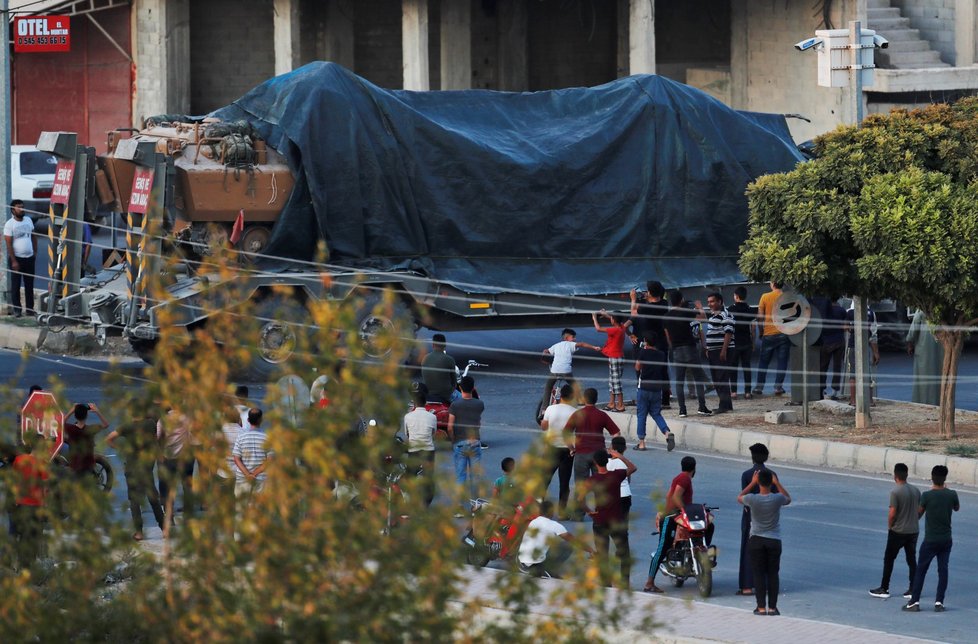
left=497, top=0, right=527, bottom=91
left=440, top=0, right=471, bottom=89
left=133, top=0, right=190, bottom=127
left=955, top=0, right=976, bottom=66
left=324, top=0, right=355, bottom=69
left=616, top=0, right=629, bottom=77
left=403, top=0, right=430, bottom=90
left=629, top=0, right=655, bottom=75
left=729, top=0, right=748, bottom=109
left=274, top=0, right=301, bottom=76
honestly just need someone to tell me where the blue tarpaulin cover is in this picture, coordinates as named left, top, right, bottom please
left=214, top=63, right=803, bottom=295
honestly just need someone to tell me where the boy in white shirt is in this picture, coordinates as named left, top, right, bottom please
left=537, top=328, right=600, bottom=423
left=606, top=436, right=633, bottom=523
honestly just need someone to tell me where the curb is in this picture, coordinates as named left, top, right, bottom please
left=605, top=410, right=978, bottom=488
left=0, top=320, right=40, bottom=351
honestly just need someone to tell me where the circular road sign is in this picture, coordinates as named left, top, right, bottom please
left=772, top=291, right=812, bottom=336
left=20, top=391, right=65, bottom=460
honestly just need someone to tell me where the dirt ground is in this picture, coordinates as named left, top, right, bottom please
left=628, top=393, right=978, bottom=460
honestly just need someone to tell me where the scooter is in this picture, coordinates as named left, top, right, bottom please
left=657, top=503, right=718, bottom=598
left=461, top=496, right=532, bottom=568
left=415, top=359, right=487, bottom=441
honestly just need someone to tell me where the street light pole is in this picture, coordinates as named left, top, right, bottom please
left=1, top=0, right=12, bottom=312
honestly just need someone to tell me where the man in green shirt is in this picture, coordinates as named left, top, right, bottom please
left=903, top=465, right=959, bottom=613
left=421, top=334, right=458, bottom=404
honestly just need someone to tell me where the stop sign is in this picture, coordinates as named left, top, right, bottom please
left=21, top=391, right=65, bottom=460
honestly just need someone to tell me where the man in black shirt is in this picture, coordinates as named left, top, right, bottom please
left=630, top=281, right=672, bottom=407
left=663, top=290, right=711, bottom=417
left=727, top=286, right=757, bottom=399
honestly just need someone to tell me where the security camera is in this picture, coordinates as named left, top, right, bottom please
left=873, top=34, right=889, bottom=49
left=794, top=37, right=823, bottom=52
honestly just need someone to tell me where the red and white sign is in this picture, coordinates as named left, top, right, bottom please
left=51, top=159, right=75, bottom=205
left=128, top=167, right=155, bottom=214
left=21, top=392, right=65, bottom=461
left=13, top=16, right=71, bottom=53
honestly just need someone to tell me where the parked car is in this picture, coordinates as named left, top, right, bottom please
left=10, top=145, right=57, bottom=222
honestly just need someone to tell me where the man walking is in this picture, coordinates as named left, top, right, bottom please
left=565, top=388, right=621, bottom=519
left=634, top=332, right=672, bottom=451
left=870, top=463, right=920, bottom=600
left=232, top=408, right=272, bottom=504
left=727, top=286, right=756, bottom=399
left=663, top=290, right=711, bottom=417
left=702, top=292, right=734, bottom=414
left=903, top=465, right=959, bottom=612
left=753, top=281, right=790, bottom=396
left=630, top=281, right=672, bottom=407
left=404, top=389, right=438, bottom=506
left=106, top=408, right=167, bottom=540
left=586, top=448, right=637, bottom=588
left=4, top=199, right=37, bottom=317
left=539, top=383, right=577, bottom=517
left=447, top=376, right=485, bottom=503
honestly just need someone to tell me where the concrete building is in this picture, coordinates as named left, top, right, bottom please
left=8, top=0, right=978, bottom=147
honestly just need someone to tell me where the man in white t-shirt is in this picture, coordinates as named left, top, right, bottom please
left=606, top=436, right=633, bottom=525
left=538, top=328, right=599, bottom=423
left=540, top=383, right=577, bottom=518
left=518, top=500, right=590, bottom=577
left=404, top=390, right=438, bottom=506
left=3, top=200, right=37, bottom=317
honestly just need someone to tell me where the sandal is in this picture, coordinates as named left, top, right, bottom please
left=643, top=585, right=665, bottom=594
left=768, top=608, right=781, bottom=616
left=602, top=405, right=615, bottom=411
left=614, top=406, right=627, bottom=412
left=753, top=607, right=767, bottom=615
left=132, top=532, right=144, bottom=541
left=744, top=392, right=753, bottom=400
left=634, top=443, right=648, bottom=451
left=736, top=589, right=755, bottom=596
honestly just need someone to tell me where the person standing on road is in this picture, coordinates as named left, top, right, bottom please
left=663, top=290, right=711, bottom=417
left=727, top=286, right=756, bottom=400
left=539, top=383, right=576, bottom=518
left=447, top=375, right=485, bottom=503
left=592, top=310, right=630, bottom=412
left=586, top=448, right=636, bottom=588
left=421, top=334, right=458, bottom=404
left=4, top=199, right=37, bottom=317
left=565, top=388, right=621, bottom=520
left=64, top=403, right=110, bottom=480
left=738, top=469, right=791, bottom=615
left=9, top=437, right=48, bottom=569
left=702, top=292, right=735, bottom=414
left=106, top=408, right=167, bottom=540
left=158, top=408, right=197, bottom=518
left=232, top=408, right=272, bottom=504
left=753, top=281, right=790, bottom=397
left=404, top=390, right=438, bottom=506
left=630, top=281, right=672, bottom=407
left=738, top=443, right=777, bottom=596
left=870, top=462, right=920, bottom=600
left=634, top=331, right=672, bottom=451
left=644, top=456, right=706, bottom=594
left=538, top=329, right=600, bottom=422
left=903, top=465, right=959, bottom=613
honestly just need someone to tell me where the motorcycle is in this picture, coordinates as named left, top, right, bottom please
left=657, top=503, right=718, bottom=598
left=461, top=496, right=532, bottom=568
left=415, top=359, right=487, bottom=442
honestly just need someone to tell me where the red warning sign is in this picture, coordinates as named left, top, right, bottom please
left=13, top=16, right=71, bottom=53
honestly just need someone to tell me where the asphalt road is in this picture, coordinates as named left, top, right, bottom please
left=2, top=329, right=977, bottom=641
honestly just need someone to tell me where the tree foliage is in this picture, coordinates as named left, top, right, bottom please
left=1, top=238, right=654, bottom=641
left=741, top=100, right=978, bottom=437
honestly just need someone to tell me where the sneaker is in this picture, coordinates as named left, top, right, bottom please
left=773, top=387, right=786, bottom=396
left=751, top=388, right=763, bottom=396
left=697, top=407, right=712, bottom=416
left=902, top=602, right=919, bottom=612
left=480, top=441, right=489, bottom=450
left=902, top=589, right=912, bottom=599
left=934, top=602, right=945, bottom=612
left=666, top=432, right=675, bottom=452
left=868, top=587, right=890, bottom=598
left=678, top=409, right=688, bottom=418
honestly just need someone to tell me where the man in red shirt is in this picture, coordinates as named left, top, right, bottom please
left=10, top=440, right=49, bottom=569
left=565, top=388, right=621, bottom=520
left=586, top=448, right=637, bottom=588
left=643, top=456, right=699, bottom=593
left=592, top=310, right=631, bottom=412
left=64, top=403, right=109, bottom=479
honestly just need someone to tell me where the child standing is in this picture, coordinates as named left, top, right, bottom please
left=592, top=310, right=631, bottom=412
left=606, top=436, right=633, bottom=522
left=538, top=328, right=601, bottom=422
left=493, top=457, right=516, bottom=499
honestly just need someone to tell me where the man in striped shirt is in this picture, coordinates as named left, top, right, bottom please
left=702, top=292, right=735, bottom=414
left=232, top=408, right=272, bottom=502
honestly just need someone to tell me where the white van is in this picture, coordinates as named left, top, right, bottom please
left=10, top=145, right=57, bottom=221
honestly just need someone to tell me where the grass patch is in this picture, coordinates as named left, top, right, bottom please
left=945, top=444, right=978, bottom=458
left=904, top=439, right=934, bottom=452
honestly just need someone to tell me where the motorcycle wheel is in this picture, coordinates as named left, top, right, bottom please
left=93, top=455, right=114, bottom=492
left=695, top=550, right=713, bottom=598
left=672, top=578, right=685, bottom=588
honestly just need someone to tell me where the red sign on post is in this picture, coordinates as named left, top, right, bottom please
left=51, top=159, right=75, bottom=205
left=128, top=167, right=155, bottom=214
left=13, top=16, right=71, bottom=53
left=21, top=392, right=65, bottom=461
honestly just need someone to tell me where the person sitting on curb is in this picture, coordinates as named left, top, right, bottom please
left=518, top=499, right=593, bottom=578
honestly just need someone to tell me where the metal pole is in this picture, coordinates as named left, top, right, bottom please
left=849, top=20, right=870, bottom=428
left=1, top=0, right=12, bottom=312
left=802, top=328, right=809, bottom=426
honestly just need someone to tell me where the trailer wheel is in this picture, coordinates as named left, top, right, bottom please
left=354, top=293, right=416, bottom=359
left=244, top=296, right=310, bottom=381
left=130, top=338, right=159, bottom=365
left=240, top=225, right=272, bottom=256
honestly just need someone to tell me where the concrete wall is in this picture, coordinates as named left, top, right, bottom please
left=655, top=0, right=730, bottom=83
left=526, top=0, right=618, bottom=90
left=134, top=0, right=190, bottom=125
left=732, top=0, right=858, bottom=142
left=890, top=0, right=955, bottom=64
left=189, top=0, right=275, bottom=113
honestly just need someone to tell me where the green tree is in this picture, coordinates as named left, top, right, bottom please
left=741, top=101, right=978, bottom=437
